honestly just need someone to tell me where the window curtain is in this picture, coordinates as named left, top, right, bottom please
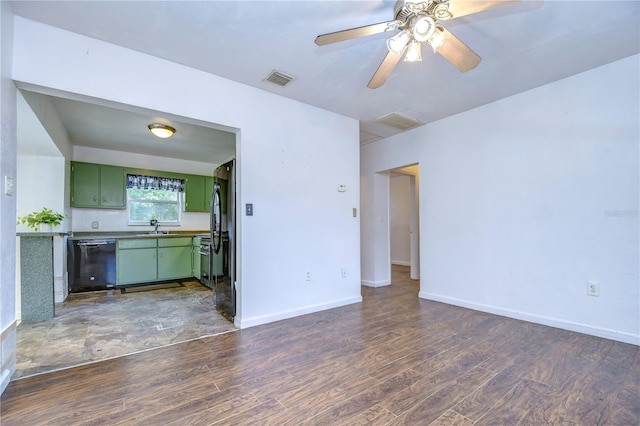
left=126, top=174, right=185, bottom=192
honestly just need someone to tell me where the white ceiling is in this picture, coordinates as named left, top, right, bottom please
left=10, top=0, right=640, bottom=157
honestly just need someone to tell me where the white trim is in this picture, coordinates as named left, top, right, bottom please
left=1, top=320, right=17, bottom=394
left=362, top=279, right=391, bottom=288
left=235, top=296, right=362, bottom=329
left=419, top=292, right=640, bottom=346
left=0, top=369, right=11, bottom=394
left=391, top=260, right=411, bottom=266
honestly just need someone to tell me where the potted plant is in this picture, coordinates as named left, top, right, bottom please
left=17, top=207, right=64, bottom=232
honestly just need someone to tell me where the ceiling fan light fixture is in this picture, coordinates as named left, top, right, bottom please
left=148, top=123, right=176, bottom=139
left=428, top=27, right=446, bottom=53
left=433, top=3, right=453, bottom=20
left=412, top=15, right=435, bottom=42
left=404, top=41, right=423, bottom=62
left=386, top=29, right=411, bottom=55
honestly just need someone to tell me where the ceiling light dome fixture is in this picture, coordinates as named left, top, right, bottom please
left=412, top=15, right=435, bottom=42
left=148, top=123, right=176, bottom=139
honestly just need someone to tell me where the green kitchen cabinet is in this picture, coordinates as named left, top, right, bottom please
left=184, top=175, right=206, bottom=212
left=192, top=237, right=201, bottom=278
left=99, top=165, right=126, bottom=207
left=157, top=238, right=193, bottom=280
left=204, top=178, right=214, bottom=213
left=71, top=162, right=125, bottom=209
left=117, top=237, right=193, bottom=285
left=117, top=239, right=158, bottom=285
left=185, top=175, right=223, bottom=213
left=71, top=162, right=100, bottom=207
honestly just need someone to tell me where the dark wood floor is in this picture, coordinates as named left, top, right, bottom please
left=2, top=267, right=638, bottom=425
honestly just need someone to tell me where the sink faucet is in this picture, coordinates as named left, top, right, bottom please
left=150, top=219, right=159, bottom=234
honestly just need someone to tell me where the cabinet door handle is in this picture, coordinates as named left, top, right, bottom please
left=102, top=196, right=107, bottom=202
left=93, top=195, right=97, bottom=202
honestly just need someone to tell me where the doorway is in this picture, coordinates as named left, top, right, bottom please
left=388, top=164, right=420, bottom=282
left=14, top=88, right=240, bottom=378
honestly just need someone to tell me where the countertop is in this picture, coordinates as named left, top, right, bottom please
left=17, top=232, right=70, bottom=237
left=67, top=231, right=209, bottom=240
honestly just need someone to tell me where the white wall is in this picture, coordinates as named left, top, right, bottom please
left=390, top=174, right=411, bottom=266
left=362, top=55, right=639, bottom=345
left=0, top=0, right=16, bottom=393
left=11, top=17, right=362, bottom=329
left=360, top=171, right=391, bottom=287
left=16, top=156, right=65, bottom=231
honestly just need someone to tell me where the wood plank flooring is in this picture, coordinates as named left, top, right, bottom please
left=2, top=266, right=638, bottom=425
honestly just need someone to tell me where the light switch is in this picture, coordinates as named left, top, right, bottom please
left=246, top=203, right=253, bottom=216
left=4, top=176, right=14, bottom=196
left=352, top=208, right=357, bottom=217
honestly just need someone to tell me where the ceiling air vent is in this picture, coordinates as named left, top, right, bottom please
left=374, top=112, right=424, bottom=131
left=264, top=70, right=296, bottom=87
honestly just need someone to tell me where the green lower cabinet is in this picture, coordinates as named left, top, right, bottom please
left=192, top=237, right=201, bottom=278
left=158, top=246, right=192, bottom=280
left=117, top=237, right=194, bottom=285
left=117, top=247, right=157, bottom=285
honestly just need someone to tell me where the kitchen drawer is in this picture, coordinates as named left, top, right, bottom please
left=118, top=239, right=157, bottom=249
left=158, top=237, right=192, bottom=247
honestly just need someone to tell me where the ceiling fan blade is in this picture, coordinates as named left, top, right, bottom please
left=367, top=49, right=404, bottom=89
left=448, top=0, right=520, bottom=19
left=315, top=20, right=397, bottom=46
left=436, top=27, right=481, bottom=72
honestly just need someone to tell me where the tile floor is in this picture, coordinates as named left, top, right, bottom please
left=14, top=280, right=237, bottom=379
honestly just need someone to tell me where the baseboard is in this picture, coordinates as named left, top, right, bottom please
left=391, top=260, right=410, bottom=266
left=419, top=292, right=640, bottom=346
left=361, top=279, right=391, bottom=288
left=236, top=295, right=363, bottom=329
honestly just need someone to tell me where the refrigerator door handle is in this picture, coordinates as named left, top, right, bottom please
left=212, top=184, right=222, bottom=255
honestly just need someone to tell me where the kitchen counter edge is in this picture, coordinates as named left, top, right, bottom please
left=67, top=231, right=209, bottom=240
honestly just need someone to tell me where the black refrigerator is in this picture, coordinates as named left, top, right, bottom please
left=211, top=159, right=235, bottom=320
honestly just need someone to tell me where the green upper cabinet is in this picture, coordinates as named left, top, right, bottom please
left=71, top=162, right=125, bottom=209
left=99, top=165, right=126, bottom=207
left=184, top=174, right=206, bottom=212
left=205, top=177, right=214, bottom=214
left=71, top=161, right=218, bottom=212
left=184, top=174, right=221, bottom=213
left=70, top=162, right=100, bottom=207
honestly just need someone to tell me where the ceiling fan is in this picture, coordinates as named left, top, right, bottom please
left=315, top=0, right=518, bottom=89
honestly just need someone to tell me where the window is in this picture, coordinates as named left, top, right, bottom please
left=126, top=174, right=184, bottom=224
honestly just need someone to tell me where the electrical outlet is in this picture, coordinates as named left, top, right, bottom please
left=587, top=281, right=599, bottom=297
left=341, top=268, right=347, bottom=278
left=305, top=271, right=312, bottom=281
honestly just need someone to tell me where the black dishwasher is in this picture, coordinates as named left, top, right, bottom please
left=67, top=239, right=116, bottom=292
